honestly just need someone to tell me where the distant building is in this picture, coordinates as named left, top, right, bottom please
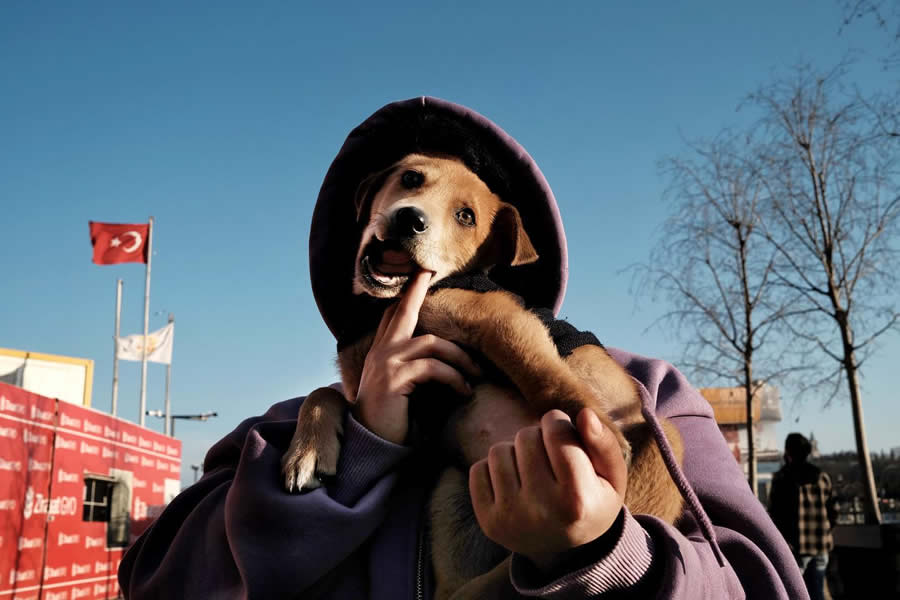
left=700, top=383, right=783, bottom=502
left=700, top=383, right=783, bottom=462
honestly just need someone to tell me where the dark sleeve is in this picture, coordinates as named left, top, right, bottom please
left=117, top=395, right=412, bottom=599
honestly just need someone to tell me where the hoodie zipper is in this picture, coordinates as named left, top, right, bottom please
left=415, top=513, right=426, bottom=600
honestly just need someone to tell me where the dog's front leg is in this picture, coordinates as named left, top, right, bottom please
left=281, top=386, right=346, bottom=492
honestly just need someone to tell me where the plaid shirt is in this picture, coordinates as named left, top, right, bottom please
left=769, top=463, right=834, bottom=556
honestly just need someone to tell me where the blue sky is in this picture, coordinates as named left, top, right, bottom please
left=2, top=1, right=897, bottom=485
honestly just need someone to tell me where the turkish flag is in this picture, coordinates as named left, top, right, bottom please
left=89, top=221, right=150, bottom=265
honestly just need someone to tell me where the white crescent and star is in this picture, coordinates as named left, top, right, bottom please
left=110, top=231, right=143, bottom=253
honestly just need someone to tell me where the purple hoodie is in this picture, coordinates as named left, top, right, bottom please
left=118, top=98, right=808, bottom=599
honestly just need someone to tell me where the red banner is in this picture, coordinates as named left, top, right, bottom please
left=0, top=383, right=181, bottom=599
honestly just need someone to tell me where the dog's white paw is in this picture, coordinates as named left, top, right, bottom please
left=281, top=433, right=341, bottom=492
left=281, top=387, right=347, bottom=493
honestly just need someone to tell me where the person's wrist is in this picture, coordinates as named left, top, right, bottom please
left=351, top=402, right=407, bottom=445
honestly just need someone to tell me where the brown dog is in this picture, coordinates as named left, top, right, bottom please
left=282, top=154, right=684, bottom=599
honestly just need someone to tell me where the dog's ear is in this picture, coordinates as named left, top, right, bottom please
left=490, top=203, right=538, bottom=267
left=353, top=167, right=393, bottom=223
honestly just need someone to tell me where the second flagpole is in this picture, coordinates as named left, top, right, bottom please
left=112, top=278, right=122, bottom=416
left=139, top=216, right=154, bottom=427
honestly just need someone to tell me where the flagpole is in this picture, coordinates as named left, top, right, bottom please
left=164, top=313, right=173, bottom=436
left=139, top=216, right=153, bottom=427
left=112, top=278, right=123, bottom=416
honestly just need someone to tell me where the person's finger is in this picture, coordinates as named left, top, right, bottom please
left=514, top=424, right=554, bottom=488
left=486, top=442, right=520, bottom=504
left=372, top=303, right=399, bottom=346
left=540, top=410, right=596, bottom=488
left=576, top=408, right=628, bottom=497
left=386, top=270, right=433, bottom=342
left=469, top=459, right=494, bottom=507
left=398, top=334, right=482, bottom=378
left=403, top=358, right=472, bottom=397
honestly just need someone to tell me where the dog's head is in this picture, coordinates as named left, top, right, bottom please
left=353, top=154, right=538, bottom=297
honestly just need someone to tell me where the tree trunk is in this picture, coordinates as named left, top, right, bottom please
left=844, top=351, right=882, bottom=524
left=835, top=305, right=882, bottom=522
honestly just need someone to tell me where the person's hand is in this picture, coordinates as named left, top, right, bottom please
left=354, top=270, right=482, bottom=444
left=469, top=408, right=628, bottom=572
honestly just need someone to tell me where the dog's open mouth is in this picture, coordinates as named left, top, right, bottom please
left=360, top=240, right=420, bottom=290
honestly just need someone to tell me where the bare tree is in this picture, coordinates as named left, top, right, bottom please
left=841, top=0, right=900, bottom=68
left=639, top=132, right=804, bottom=495
left=748, top=63, right=900, bottom=523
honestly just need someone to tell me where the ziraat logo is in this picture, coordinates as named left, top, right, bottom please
left=152, top=483, right=163, bottom=494
left=72, top=586, right=91, bottom=599
left=0, top=395, right=26, bottom=415
left=102, top=446, right=117, bottom=459
left=28, top=459, right=51, bottom=472
left=94, top=560, right=111, bottom=573
left=79, top=441, right=99, bottom=455
left=133, top=478, right=146, bottom=489
left=45, top=590, right=68, bottom=600
left=133, top=497, right=147, bottom=520
left=153, top=441, right=166, bottom=452
left=8, top=568, right=35, bottom=585
left=17, top=537, right=41, bottom=550
left=30, top=405, right=53, bottom=422
left=71, top=562, right=91, bottom=576
left=43, top=565, right=67, bottom=579
left=0, top=499, right=16, bottom=511
left=85, top=536, right=104, bottom=549
left=103, top=425, right=118, bottom=439
left=124, top=452, right=139, bottom=464
left=0, top=426, right=17, bottom=439
left=23, top=487, right=78, bottom=519
left=23, top=430, right=47, bottom=445
left=141, top=456, right=154, bottom=467
left=83, top=420, right=102, bottom=435
left=58, top=532, right=79, bottom=545
left=57, top=470, right=79, bottom=484
left=156, top=459, right=169, bottom=471
left=60, top=414, right=81, bottom=429
left=166, top=445, right=179, bottom=456
left=138, top=436, right=152, bottom=449
left=0, top=458, right=22, bottom=471
left=93, top=583, right=110, bottom=596
left=170, top=463, right=180, bottom=474
left=121, top=431, right=137, bottom=444
left=55, top=436, right=76, bottom=450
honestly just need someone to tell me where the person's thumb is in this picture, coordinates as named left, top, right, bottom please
left=576, top=408, right=628, bottom=499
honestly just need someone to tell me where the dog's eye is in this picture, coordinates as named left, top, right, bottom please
left=401, top=170, right=424, bottom=189
left=455, top=208, right=476, bottom=227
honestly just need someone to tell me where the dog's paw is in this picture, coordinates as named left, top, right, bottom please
left=281, top=432, right=341, bottom=492
left=280, top=387, right=347, bottom=493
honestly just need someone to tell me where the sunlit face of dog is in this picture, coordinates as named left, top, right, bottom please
left=353, top=154, right=538, bottom=298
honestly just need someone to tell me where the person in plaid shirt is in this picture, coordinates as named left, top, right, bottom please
left=769, top=433, right=836, bottom=600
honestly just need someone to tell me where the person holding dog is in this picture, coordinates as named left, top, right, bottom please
left=118, top=98, right=808, bottom=599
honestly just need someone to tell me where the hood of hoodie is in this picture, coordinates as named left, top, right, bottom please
left=310, top=97, right=569, bottom=345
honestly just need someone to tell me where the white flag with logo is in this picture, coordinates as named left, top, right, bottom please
left=116, top=322, right=174, bottom=364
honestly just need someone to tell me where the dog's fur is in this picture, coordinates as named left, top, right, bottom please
left=283, top=154, right=684, bottom=599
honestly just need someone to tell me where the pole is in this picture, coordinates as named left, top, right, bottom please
left=112, top=279, right=123, bottom=416
left=164, top=313, right=173, bottom=436
left=139, top=216, right=153, bottom=427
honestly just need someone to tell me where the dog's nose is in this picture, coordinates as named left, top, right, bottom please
left=391, top=206, right=429, bottom=237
